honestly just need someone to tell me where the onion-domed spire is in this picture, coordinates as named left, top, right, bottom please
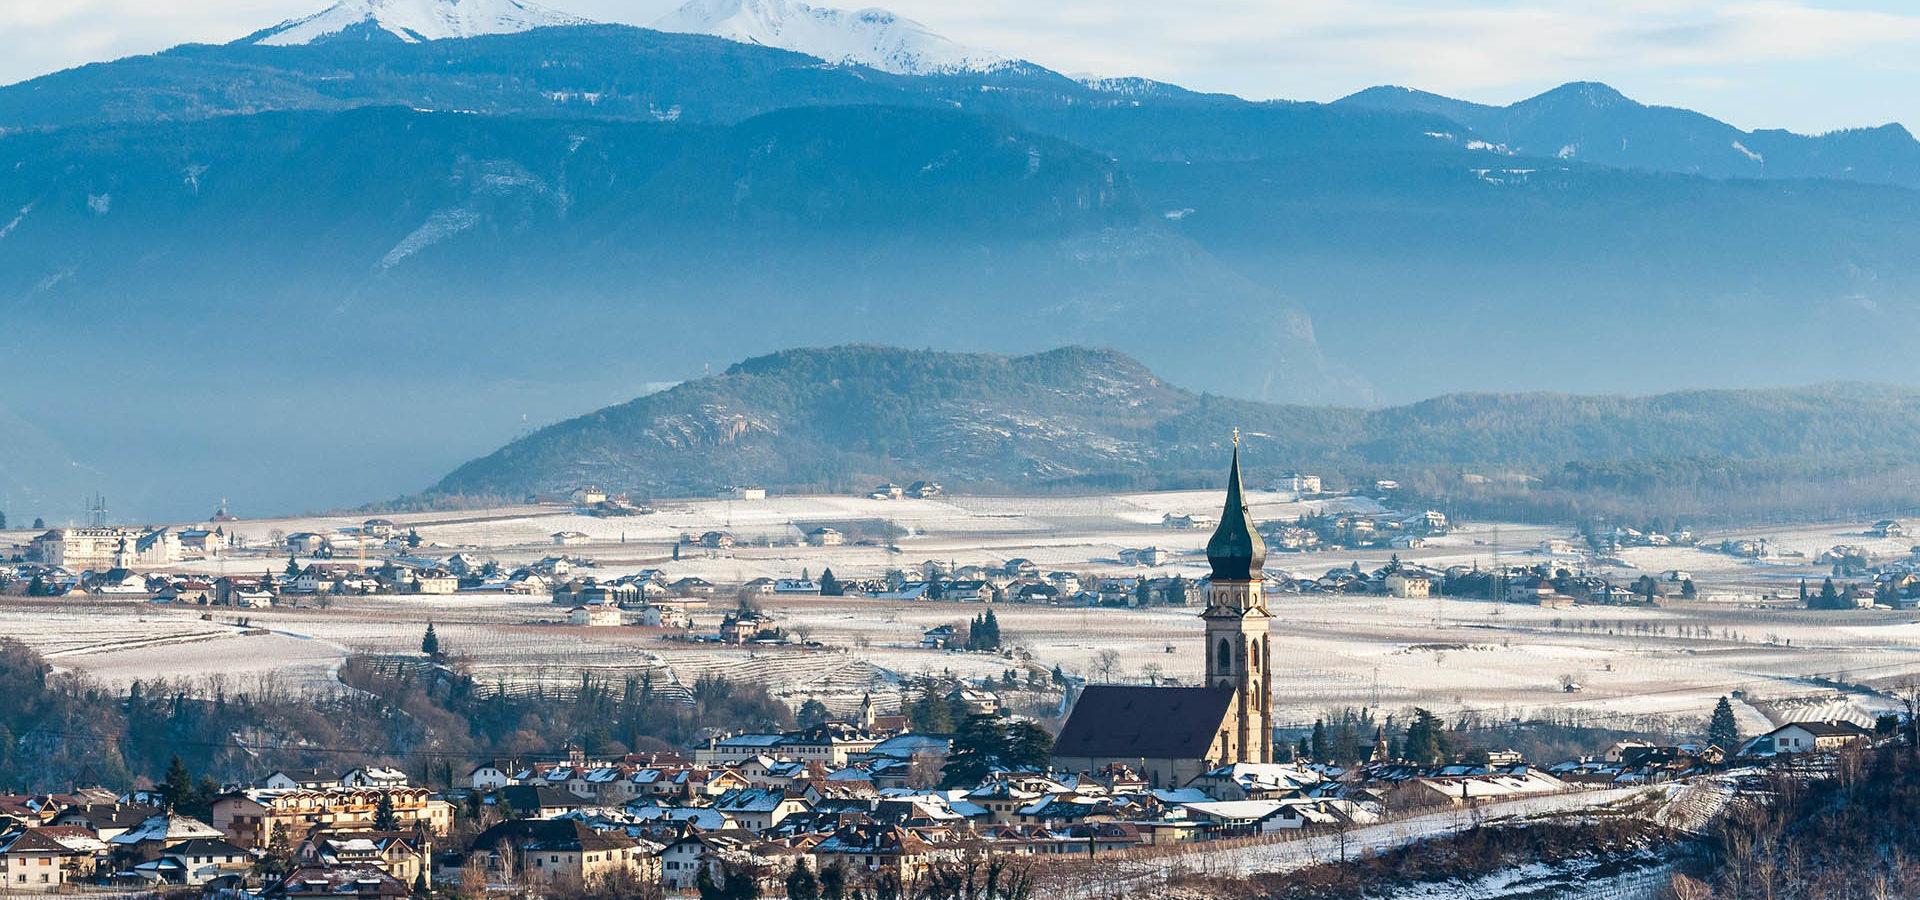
left=1206, top=433, right=1266, bottom=581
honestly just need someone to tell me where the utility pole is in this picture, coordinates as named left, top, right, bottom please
left=1491, top=524, right=1505, bottom=608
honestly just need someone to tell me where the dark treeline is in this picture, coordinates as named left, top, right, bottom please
left=0, top=638, right=416, bottom=792
left=1283, top=706, right=1699, bottom=771
left=0, top=638, right=790, bottom=793
left=1403, top=455, right=1920, bottom=529
left=336, top=657, right=794, bottom=774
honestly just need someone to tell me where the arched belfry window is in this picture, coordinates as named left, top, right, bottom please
left=1251, top=642, right=1261, bottom=670
left=1217, top=638, right=1231, bottom=670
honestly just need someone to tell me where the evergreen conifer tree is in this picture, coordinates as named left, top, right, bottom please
left=786, top=860, right=820, bottom=900
left=818, top=862, right=847, bottom=900
left=373, top=791, right=398, bottom=831
left=908, top=685, right=952, bottom=733
left=1708, top=696, right=1741, bottom=751
left=1005, top=719, right=1055, bottom=770
left=162, top=755, right=193, bottom=811
left=1402, top=708, right=1452, bottom=765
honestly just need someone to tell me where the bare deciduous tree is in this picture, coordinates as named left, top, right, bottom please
left=1664, top=873, right=1712, bottom=900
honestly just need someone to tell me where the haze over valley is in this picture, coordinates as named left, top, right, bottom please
left=7, top=0, right=1920, bottom=521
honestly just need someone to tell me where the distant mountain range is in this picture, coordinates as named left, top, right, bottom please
left=1338, top=82, right=1920, bottom=185
left=428, top=345, right=1920, bottom=525
left=3, top=1, right=1920, bottom=521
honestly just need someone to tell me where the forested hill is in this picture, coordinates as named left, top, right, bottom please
left=425, top=345, right=1920, bottom=522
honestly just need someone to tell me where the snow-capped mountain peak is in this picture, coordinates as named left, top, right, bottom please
left=651, top=0, right=1004, bottom=75
left=247, top=0, right=592, bottom=46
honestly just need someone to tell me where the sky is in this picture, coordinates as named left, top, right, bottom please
left=3, top=0, right=1920, bottom=134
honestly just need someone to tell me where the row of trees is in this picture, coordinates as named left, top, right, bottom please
left=0, top=637, right=806, bottom=793
left=943, top=715, right=1053, bottom=788
left=340, top=657, right=796, bottom=766
left=1804, top=576, right=1867, bottom=610
left=1292, top=708, right=1453, bottom=766
left=964, top=610, right=1002, bottom=651
left=0, top=637, right=467, bottom=792
left=1289, top=701, right=1742, bottom=769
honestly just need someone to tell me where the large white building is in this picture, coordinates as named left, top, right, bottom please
left=33, top=527, right=183, bottom=569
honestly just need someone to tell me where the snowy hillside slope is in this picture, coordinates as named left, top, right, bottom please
left=651, top=0, right=1003, bottom=74
left=247, top=0, right=592, bottom=45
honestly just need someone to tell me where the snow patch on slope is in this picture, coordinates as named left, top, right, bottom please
left=381, top=209, right=480, bottom=270
left=0, top=202, right=31, bottom=241
left=251, top=0, right=591, bottom=46
left=651, top=0, right=1003, bottom=75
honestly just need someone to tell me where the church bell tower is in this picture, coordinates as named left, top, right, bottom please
left=1202, top=434, right=1273, bottom=764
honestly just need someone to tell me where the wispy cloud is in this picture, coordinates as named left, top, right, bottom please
left=905, top=0, right=1920, bottom=129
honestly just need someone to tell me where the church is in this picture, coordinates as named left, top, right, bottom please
left=1051, top=442, right=1274, bottom=788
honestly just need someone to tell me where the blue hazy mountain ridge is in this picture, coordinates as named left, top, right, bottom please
left=5, top=26, right=1916, bottom=184
left=0, top=104, right=1351, bottom=521
left=1336, top=82, right=1920, bottom=185
left=4, top=19, right=1920, bottom=520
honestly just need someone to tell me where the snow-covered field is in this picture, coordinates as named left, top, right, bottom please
left=9, top=588, right=1915, bottom=733
left=8, top=491, right=1920, bottom=731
